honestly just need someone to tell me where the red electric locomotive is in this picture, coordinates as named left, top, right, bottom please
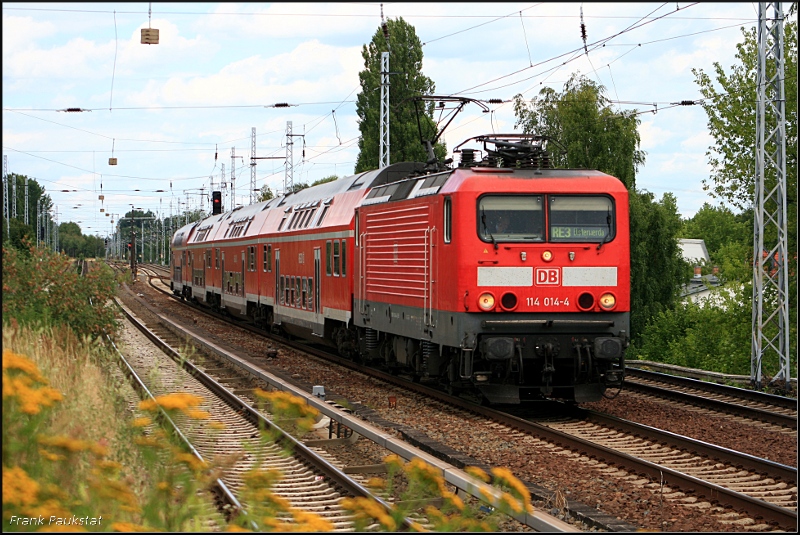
left=171, top=134, right=629, bottom=404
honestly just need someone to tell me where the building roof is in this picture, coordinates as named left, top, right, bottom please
left=678, top=238, right=710, bottom=263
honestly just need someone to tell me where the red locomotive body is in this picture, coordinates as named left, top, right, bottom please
left=172, top=135, right=629, bottom=404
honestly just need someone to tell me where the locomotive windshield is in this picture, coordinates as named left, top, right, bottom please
left=479, top=195, right=544, bottom=242
left=478, top=194, right=615, bottom=244
left=549, top=195, right=614, bottom=242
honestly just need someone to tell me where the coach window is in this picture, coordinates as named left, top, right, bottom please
left=548, top=195, right=614, bottom=243
left=333, top=240, right=340, bottom=276
left=248, top=246, right=255, bottom=271
left=215, top=248, right=220, bottom=269
left=280, top=276, right=285, bottom=304
left=325, top=241, right=332, bottom=275
left=307, top=278, right=314, bottom=311
left=341, top=240, right=346, bottom=276
left=295, top=277, right=301, bottom=307
left=207, top=249, right=212, bottom=268
left=444, top=197, right=452, bottom=243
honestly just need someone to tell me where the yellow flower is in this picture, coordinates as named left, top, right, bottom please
left=39, top=449, right=66, bottom=462
left=131, top=417, right=152, bottom=427
left=365, top=477, right=385, bottom=490
left=38, top=524, right=86, bottom=532
left=2, top=350, right=46, bottom=381
left=208, top=421, right=226, bottom=430
left=134, top=436, right=163, bottom=449
left=157, top=481, right=170, bottom=491
left=4, top=375, right=62, bottom=414
left=384, top=454, right=404, bottom=470
left=37, top=435, right=93, bottom=453
left=111, top=522, right=152, bottom=532
left=174, top=452, right=207, bottom=472
left=292, top=509, right=333, bottom=532
left=225, top=525, right=252, bottom=532
left=184, top=408, right=210, bottom=420
left=443, top=490, right=465, bottom=511
left=499, top=491, right=524, bottom=514
left=465, top=466, right=490, bottom=482
left=490, top=467, right=531, bottom=505
left=3, top=466, right=40, bottom=506
left=139, top=392, right=204, bottom=412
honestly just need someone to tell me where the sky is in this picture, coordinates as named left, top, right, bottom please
left=2, top=2, right=761, bottom=238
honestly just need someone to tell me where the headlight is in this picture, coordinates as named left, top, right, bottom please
left=478, top=292, right=496, bottom=311
left=599, top=293, right=616, bottom=310
left=541, top=250, right=553, bottom=262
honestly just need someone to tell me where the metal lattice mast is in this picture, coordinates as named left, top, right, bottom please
left=12, top=162, right=16, bottom=220
left=251, top=127, right=257, bottom=204
left=24, top=176, right=28, bottom=225
left=36, top=199, right=41, bottom=248
left=231, top=147, right=236, bottom=211
left=3, top=155, right=8, bottom=230
left=380, top=51, right=390, bottom=168
left=285, top=121, right=293, bottom=194
left=752, top=2, right=791, bottom=389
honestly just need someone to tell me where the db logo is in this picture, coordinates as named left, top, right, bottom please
left=535, top=267, right=560, bottom=285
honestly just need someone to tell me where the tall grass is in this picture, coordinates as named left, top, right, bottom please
left=3, top=245, right=536, bottom=532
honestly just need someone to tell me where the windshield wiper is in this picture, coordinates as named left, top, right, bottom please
left=481, top=208, right=498, bottom=250
left=596, top=211, right=613, bottom=250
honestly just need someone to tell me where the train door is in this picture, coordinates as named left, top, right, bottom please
left=240, top=252, right=245, bottom=297
left=221, top=250, right=226, bottom=309
left=313, top=247, right=322, bottom=334
left=275, top=249, right=281, bottom=310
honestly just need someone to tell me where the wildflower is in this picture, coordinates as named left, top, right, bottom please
left=157, top=481, right=170, bottom=491
left=111, top=522, right=152, bottom=532
left=37, top=435, right=93, bottom=453
left=292, top=509, right=333, bottom=532
left=184, top=408, right=210, bottom=420
left=384, top=454, right=404, bottom=470
left=208, top=421, right=226, bottom=430
left=243, top=468, right=282, bottom=488
left=465, top=466, right=490, bottom=482
left=442, top=490, right=465, bottom=511
left=341, top=496, right=396, bottom=531
left=134, top=436, right=163, bottom=449
left=4, top=374, right=63, bottom=414
left=131, top=417, right=152, bottom=427
left=3, top=466, right=40, bottom=506
left=2, top=349, right=46, bottom=382
left=365, top=477, right=385, bottom=490
left=39, top=448, right=66, bottom=462
left=499, top=490, right=525, bottom=514
left=225, top=525, right=252, bottom=532
left=490, top=467, right=531, bottom=502
left=174, top=452, right=208, bottom=472
left=139, top=392, right=204, bottom=412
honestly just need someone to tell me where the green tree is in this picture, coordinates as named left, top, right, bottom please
left=514, top=74, right=684, bottom=339
left=311, top=175, right=339, bottom=186
left=2, top=174, right=52, bottom=247
left=513, top=74, right=645, bottom=189
left=257, top=185, right=274, bottom=202
left=629, top=191, right=687, bottom=338
left=680, top=203, right=751, bottom=264
left=355, top=17, right=446, bottom=172
left=692, top=14, right=797, bottom=213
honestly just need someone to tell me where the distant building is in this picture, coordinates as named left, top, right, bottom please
left=678, top=238, right=710, bottom=264
left=678, top=238, right=722, bottom=304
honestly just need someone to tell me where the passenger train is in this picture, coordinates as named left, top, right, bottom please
left=171, top=134, right=629, bottom=404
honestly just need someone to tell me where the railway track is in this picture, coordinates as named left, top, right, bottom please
left=131, top=263, right=798, bottom=531
left=121, top=265, right=579, bottom=532
left=622, top=367, right=797, bottom=432
left=112, top=292, right=402, bottom=531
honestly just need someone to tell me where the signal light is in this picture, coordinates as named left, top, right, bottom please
left=212, top=191, right=222, bottom=215
left=127, top=242, right=132, bottom=250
